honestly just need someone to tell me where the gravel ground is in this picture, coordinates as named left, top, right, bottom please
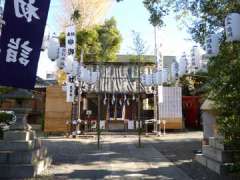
left=31, top=131, right=238, bottom=180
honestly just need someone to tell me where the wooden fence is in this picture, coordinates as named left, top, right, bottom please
left=44, top=86, right=72, bottom=132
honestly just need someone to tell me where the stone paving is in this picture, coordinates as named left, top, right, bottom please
left=38, top=133, right=197, bottom=180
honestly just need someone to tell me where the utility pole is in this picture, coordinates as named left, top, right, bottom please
left=97, top=62, right=101, bottom=149
left=153, top=26, right=159, bottom=135
left=137, top=54, right=141, bottom=147
left=77, top=50, right=84, bottom=135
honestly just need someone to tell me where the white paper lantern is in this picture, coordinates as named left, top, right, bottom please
left=72, top=60, right=79, bottom=76
left=89, top=71, right=98, bottom=84
left=47, top=36, right=60, bottom=60
left=77, top=66, right=85, bottom=80
left=81, top=69, right=91, bottom=83
left=64, top=55, right=74, bottom=74
left=205, top=34, right=220, bottom=57
left=162, top=68, right=168, bottom=83
left=154, top=71, right=163, bottom=85
left=140, top=74, right=147, bottom=86
left=225, top=13, right=240, bottom=42
left=145, top=74, right=153, bottom=86
left=171, top=62, right=178, bottom=80
left=179, top=54, right=188, bottom=76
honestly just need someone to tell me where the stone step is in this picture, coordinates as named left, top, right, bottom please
left=209, top=137, right=236, bottom=151
left=195, top=153, right=229, bottom=175
left=0, top=157, right=52, bottom=179
left=3, top=130, right=35, bottom=141
left=0, top=147, right=49, bottom=164
left=0, top=140, right=35, bottom=151
left=0, top=138, right=43, bottom=151
left=202, top=145, right=235, bottom=163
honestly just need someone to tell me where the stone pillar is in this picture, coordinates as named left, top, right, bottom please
left=0, top=108, right=51, bottom=179
left=195, top=100, right=238, bottom=176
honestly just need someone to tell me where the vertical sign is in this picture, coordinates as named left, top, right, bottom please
left=158, top=85, right=163, bottom=103
left=66, top=82, right=75, bottom=102
left=0, top=0, right=51, bottom=89
left=66, top=25, right=76, bottom=58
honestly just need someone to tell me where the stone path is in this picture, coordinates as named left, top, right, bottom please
left=40, top=135, right=192, bottom=180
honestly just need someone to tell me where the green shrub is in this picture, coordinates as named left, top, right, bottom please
left=0, top=111, right=16, bottom=139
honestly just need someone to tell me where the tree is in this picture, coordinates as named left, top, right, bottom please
left=59, top=18, right=122, bottom=62
left=177, top=71, right=209, bottom=96
left=131, top=31, right=148, bottom=148
left=118, top=0, right=240, bottom=151
left=96, top=18, right=122, bottom=61
left=60, top=0, right=113, bottom=30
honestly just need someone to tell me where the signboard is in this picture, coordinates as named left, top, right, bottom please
left=66, top=25, right=76, bottom=57
left=66, top=82, right=75, bottom=102
left=158, top=85, right=163, bottom=103
left=158, top=87, right=182, bottom=118
left=0, top=0, right=51, bottom=89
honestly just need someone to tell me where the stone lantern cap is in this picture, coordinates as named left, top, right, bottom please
left=0, top=89, right=33, bottom=100
left=201, top=99, right=215, bottom=111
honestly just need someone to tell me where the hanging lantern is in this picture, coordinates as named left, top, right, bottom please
left=140, top=74, right=147, bottom=86
left=56, top=69, right=67, bottom=85
left=205, top=34, right=220, bottom=57
left=225, top=13, right=240, bottom=42
left=152, top=72, right=162, bottom=85
left=64, top=55, right=74, bottom=74
left=78, top=67, right=88, bottom=82
left=82, top=69, right=91, bottom=83
left=145, top=74, right=153, bottom=86
left=91, top=72, right=98, bottom=84
left=179, top=54, right=188, bottom=76
left=162, top=68, right=168, bottom=83
left=72, top=60, right=79, bottom=76
left=47, top=35, right=60, bottom=61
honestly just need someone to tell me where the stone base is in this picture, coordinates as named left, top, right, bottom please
left=195, top=153, right=229, bottom=175
left=0, top=157, right=51, bottom=179
left=195, top=137, right=240, bottom=175
left=0, top=128, right=51, bottom=179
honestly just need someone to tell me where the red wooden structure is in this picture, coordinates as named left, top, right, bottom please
left=182, top=96, right=200, bottom=129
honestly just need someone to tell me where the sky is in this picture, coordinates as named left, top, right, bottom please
left=37, top=0, right=196, bottom=79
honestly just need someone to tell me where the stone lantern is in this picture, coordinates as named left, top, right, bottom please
left=0, top=89, right=51, bottom=179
